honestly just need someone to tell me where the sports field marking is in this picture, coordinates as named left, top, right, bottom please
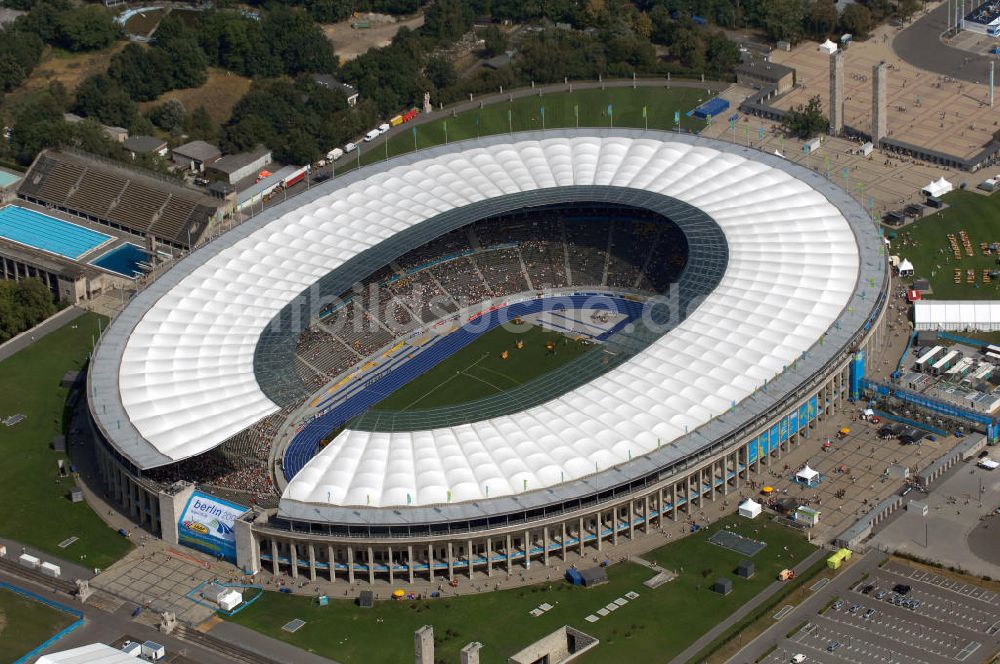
left=474, top=364, right=522, bottom=388
left=459, top=370, right=506, bottom=394
left=400, top=353, right=491, bottom=411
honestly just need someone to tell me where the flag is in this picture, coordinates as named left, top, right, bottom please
left=642, top=105, right=647, bottom=118
left=574, top=104, right=579, bottom=119
left=842, top=166, right=849, bottom=178
left=674, top=110, right=680, bottom=125
left=758, top=126, right=764, bottom=140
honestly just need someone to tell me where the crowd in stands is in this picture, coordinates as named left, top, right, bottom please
left=146, top=211, right=687, bottom=500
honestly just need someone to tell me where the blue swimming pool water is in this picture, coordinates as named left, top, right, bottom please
left=0, top=205, right=111, bottom=259
left=0, top=170, right=21, bottom=188
left=90, top=243, right=150, bottom=278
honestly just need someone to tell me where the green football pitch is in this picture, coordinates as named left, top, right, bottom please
left=370, top=324, right=592, bottom=411
left=343, top=86, right=711, bottom=171
left=0, top=587, right=76, bottom=662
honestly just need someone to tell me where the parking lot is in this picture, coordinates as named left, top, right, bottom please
left=758, top=561, right=1000, bottom=664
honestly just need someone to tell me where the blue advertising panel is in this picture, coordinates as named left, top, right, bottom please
left=808, top=396, right=818, bottom=419
left=779, top=416, right=789, bottom=442
left=769, top=424, right=780, bottom=452
left=788, top=410, right=799, bottom=436
left=799, top=403, right=809, bottom=426
left=177, top=491, right=247, bottom=563
left=747, top=437, right=758, bottom=463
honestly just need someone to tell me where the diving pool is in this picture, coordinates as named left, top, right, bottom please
left=0, top=205, right=111, bottom=259
left=90, top=243, right=150, bottom=278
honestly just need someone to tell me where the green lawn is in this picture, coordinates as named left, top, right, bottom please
left=341, top=86, right=711, bottom=171
left=0, top=586, right=76, bottom=662
left=889, top=190, right=1000, bottom=299
left=0, top=312, right=132, bottom=569
left=371, top=324, right=593, bottom=411
left=227, top=514, right=815, bottom=664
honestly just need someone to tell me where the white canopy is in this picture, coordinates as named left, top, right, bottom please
left=863, top=408, right=874, bottom=416
left=738, top=498, right=762, bottom=519
left=796, top=465, right=819, bottom=481
left=898, top=258, right=914, bottom=274
left=37, top=644, right=139, bottom=664
left=921, top=177, right=952, bottom=197
left=914, top=300, right=1000, bottom=331
left=819, top=39, right=838, bottom=54
left=91, top=134, right=863, bottom=509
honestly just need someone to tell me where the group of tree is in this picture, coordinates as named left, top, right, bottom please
left=0, top=278, right=59, bottom=343
left=0, top=0, right=119, bottom=93
left=781, top=94, right=827, bottom=138
left=220, top=75, right=377, bottom=164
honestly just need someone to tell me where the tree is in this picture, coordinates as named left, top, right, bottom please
left=149, top=99, right=187, bottom=132
left=162, top=36, right=209, bottom=89
left=896, top=0, right=921, bottom=21
left=108, top=43, right=174, bottom=100
left=73, top=73, right=136, bottom=127
left=808, top=0, right=839, bottom=39
left=54, top=5, right=119, bottom=52
left=761, top=0, right=805, bottom=43
left=184, top=106, right=218, bottom=142
left=422, top=0, right=472, bottom=43
left=781, top=94, right=827, bottom=138
left=425, top=54, right=457, bottom=89
left=0, top=278, right=57, bottom=342
left=479, top=25, right=508, bottom=57
left=841, top=3, right=874, bottom=39
left=634, top=12, right=653, bottom=40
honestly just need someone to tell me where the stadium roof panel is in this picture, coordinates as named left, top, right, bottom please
left=89, top=131, right=877, bottom=512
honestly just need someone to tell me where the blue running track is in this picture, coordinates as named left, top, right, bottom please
left=282, top=294, right=645, bottom=481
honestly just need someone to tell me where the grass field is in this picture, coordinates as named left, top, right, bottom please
left=0, top=587, right=76, bottom=662
left=371, top=324, right=593, bottom=411
left=888, top=190, right=1000, bottom=299
left=138, top=67, right=253, bottom=124
left=0, top=312, right=131, bottom=569
left=341, top=86, right=711, bottom=172
left=122, top=8, right=164, bottom=37
left=227, top=514, right=815, bottom=664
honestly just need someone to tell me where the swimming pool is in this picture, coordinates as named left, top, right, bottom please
left=90, top=243, right=150, bottom=278
left=0, top=205, right=111, bottom=259
left=0, top=170, right=21, bottom=188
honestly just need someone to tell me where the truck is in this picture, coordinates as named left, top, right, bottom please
left=282, top=165, right=310, bottom=189
left=363, top=129, right=380, bottom=142
left=327, top=147, right=344, bottom=161
left=141, top=641, right=165, bottom=660
left=777, top=568, right=796, bottom=581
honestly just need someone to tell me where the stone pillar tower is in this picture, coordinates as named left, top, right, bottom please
left=829, top=51, right=845, bottom=135
left=414, top=625, right=434, bottom=664
left=872, top=61, right=887, bottom=144
left=460, top=642, right=483, bottom=664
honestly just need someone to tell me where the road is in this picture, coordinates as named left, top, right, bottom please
left=893, top=2, right=995, bottom=84
left=723, top=552, right=885, bottom=664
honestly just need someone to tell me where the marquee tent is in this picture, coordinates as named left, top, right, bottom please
left=738, top=498, right=762, bottom=519
left=796, top=465, right=820, bottom=486
left=819, top=39, right=838, bottom=54
left=898, top=259, right=914, bottom=276
left=921, top=177, right=953, bottom=197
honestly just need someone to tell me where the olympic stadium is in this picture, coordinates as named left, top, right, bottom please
left=86, top=129, right=889, bottom=585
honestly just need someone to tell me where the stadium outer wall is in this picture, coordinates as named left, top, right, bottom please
left=85, top=130, right=890, bottom=589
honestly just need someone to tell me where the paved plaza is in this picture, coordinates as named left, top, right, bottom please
left=770, top=20, right=999, bottom=162
left=870, top=460, right=1000, bottom=579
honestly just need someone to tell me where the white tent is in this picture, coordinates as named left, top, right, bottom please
left=898, top=259, right=914, bottom=276
left=738, top=498, right=762, bottom=519
left=796, top=465, right=820, bottom=486
left=37, top=643, right=139, bottom=664
left=819, top=39, right=838, bottom=54
left=921, top=177, right=953, bottom=197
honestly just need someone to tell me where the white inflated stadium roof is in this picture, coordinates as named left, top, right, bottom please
left=94, top=133, right=861, bottom=509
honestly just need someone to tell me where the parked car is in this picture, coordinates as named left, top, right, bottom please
left=849, top=604, right=860, bottom=614
left=327, top=147, right=344, bottom=161
left=833, top=599, right=845, bottom=610
left=864, top=608, right=876, bottom=618
left=344, top=142, right=358, bottom=153
left=364, top=129, right=380, bottom=142
left=377, top=123, right=390, bottom=134
left=862, top=583, right=875, bottom=594
left=875, top=590, right=887, bottom=599
left=893, top=584, right=911, bottom=595
left=827, top=641, right=842, bottom=652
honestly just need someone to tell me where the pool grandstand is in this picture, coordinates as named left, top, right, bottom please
left=87, top=131, right=889, bottom=585
left=17, top=149, right=226, bottom=250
